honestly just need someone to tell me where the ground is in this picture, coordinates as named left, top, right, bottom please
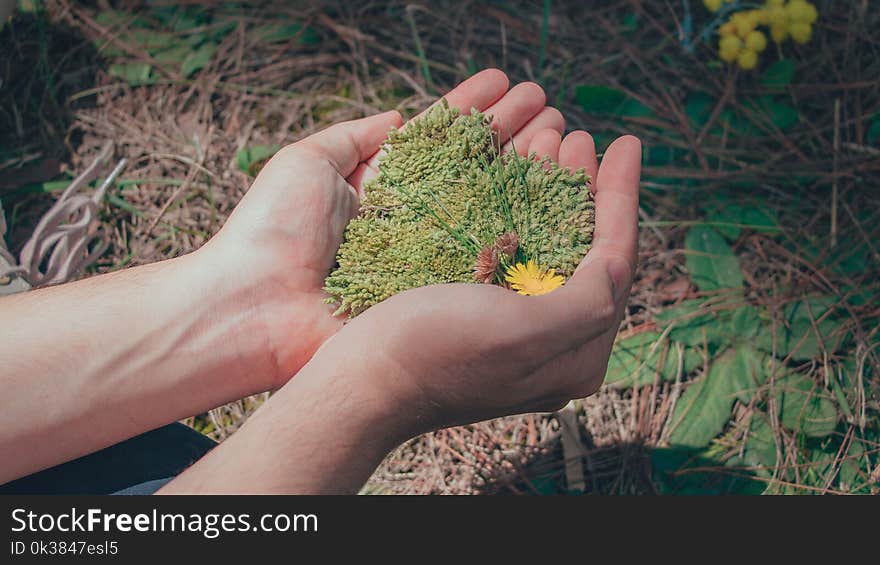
left=1, top=0, right=877, bottom=494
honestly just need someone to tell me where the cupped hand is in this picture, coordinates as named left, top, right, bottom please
left=196, top=69, right=565, bottom=390
left=302, top=131, right=641, bottom=437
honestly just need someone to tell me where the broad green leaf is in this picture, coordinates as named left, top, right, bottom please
left=605, top=332, right=703, bottom=388
left=685, top=92, right=714, bottom=130
left=236, top=145, right=279, bottom=176
left=868, top=118, right=880, bottom=146
left=737, top=414, right=777, bottom=479
left=181, top=41, right=216, bottom=77
left=706, top=203, right=780, bottom=241
left=774, top=374, right=838, bottom=438
left=668, top=349, right=742, bottom=449
left=655, top=299, right=722, bottom=346
left=684, top=226, right=744, bottom=291
left=755, top=295, right=845, bottom=360
left=574, top=85, right=654, bottom=118
left=731, top=346, right=769, bottom=403
left=728, top=305, right=761, bottom=340
left=109, top=62, right=153, bottom=86
left=255, top=22, right=320, bottom=45
left=153, top=44, right=192, bottom=65
left=652, top=447, right=762, bottom=495
left=760, top=59, right=796, bottom=91
left=744, top=96, right=799, bottom=131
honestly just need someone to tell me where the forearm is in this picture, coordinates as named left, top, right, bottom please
left=0, top=252, right=276, bottom=483
left=158, top=351, right=409, bottom=494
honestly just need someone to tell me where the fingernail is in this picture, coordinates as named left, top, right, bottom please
left=607, top=258, right=631, bottom=303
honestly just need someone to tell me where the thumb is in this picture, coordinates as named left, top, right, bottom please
left=298, top=110, right=403, bottom=178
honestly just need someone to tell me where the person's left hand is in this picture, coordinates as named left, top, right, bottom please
left=195, top=69, right=567, bottom=390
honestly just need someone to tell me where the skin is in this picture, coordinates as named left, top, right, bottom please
left=0, top=69, right=641, bottom=492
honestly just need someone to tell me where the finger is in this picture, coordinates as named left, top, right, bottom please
left=501, top=106, right=564, bottom=155
left=362, top=69, right=510, bottom=175
left=484, top=82, right=547, bottom=145
left=511, top=135, right=641, bottom=356
left=346, top=162, right=376, bottom=196
left=415, top=68, right=510, bottom=119
left=526, top=129, right=562, bottom=164
left=298, top=110, right=403, bottom=178
left=559, top=130, right=598, bottom=181
left=590, top=135, right=642, bottom=267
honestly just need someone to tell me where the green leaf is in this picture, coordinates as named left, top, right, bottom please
left=684, top=226, right=744, bottom=291
left=738, top=414, right=777, bottom=479
left=685, top=92, right=714, bottom=130
left=668, top=349, right=743, bottom=449
left=744, top=96, right=799, bottom=131
left=255, top=22, right=320, bottom=45
left=706, top=203, right=780, bottom=241
left=236, top=145, right=279, bottom=176
left=728, top=305, right=761, bottom=340
left=605, top=332, right=703, bottom=388
left=755, top=295, right=845, bottom=360
left=574, top=85, right=654, bottom=118
left=775, top=374, right=838, bottom=438
left=109, top=62, right=153, bottom=86
left=655, top=298, right=741, bottom=347
left=760, top=60, right=796, bottom=91
left=868, top=118, right=880, bottom=146
left=181, top=41, right=216, bottom=77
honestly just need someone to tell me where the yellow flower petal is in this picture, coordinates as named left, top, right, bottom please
left=504, top=260, right=565, bottom=296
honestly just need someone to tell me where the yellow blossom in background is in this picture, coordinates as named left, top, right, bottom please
left=737, top=49, right=758, bottom=70
left=505, top=261, right=565, bottom=296
left=731, top=12, right=756, bottom=37
left=745, top=30, right=768, bottom=52
left=789, top=22, right=812, bottom=44
left=703, top=0, right=723, bottom=13
left=719, top=35, right=743, bottom=62
left=708, top=0, right=818, bottom=71
left=771, top=23, right=789, bottom=43
left=787, top=0, right=818, bottom=24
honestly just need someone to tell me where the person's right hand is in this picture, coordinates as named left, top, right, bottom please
left=301, top=131, right=641, bottom=438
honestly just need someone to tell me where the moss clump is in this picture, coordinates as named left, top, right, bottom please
left=324, top=100, right=595, bottom=316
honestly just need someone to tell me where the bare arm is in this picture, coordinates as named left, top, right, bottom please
left=0, top=252, right=276, bottom=483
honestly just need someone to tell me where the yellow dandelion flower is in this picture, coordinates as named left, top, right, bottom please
left=505, top=260, right=565, bottom=296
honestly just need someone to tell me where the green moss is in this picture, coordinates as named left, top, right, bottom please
left=324, top=100, right=595, bottom=316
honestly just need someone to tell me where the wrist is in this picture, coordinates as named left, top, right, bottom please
left=193, top=238, right=342, bottom=390
left=160, top=343, right=410, bottom=494
left=161, top=249, right=281, bottom=396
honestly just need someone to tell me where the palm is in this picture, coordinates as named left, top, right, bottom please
left=212, top=70, right=567, bottom=383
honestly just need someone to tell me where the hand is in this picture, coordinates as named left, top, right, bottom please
left=196, top=69, right=568, bottom=390
left=160, top=127, right=640, bottom=494
left=303, top=131, right=641, bottom=436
